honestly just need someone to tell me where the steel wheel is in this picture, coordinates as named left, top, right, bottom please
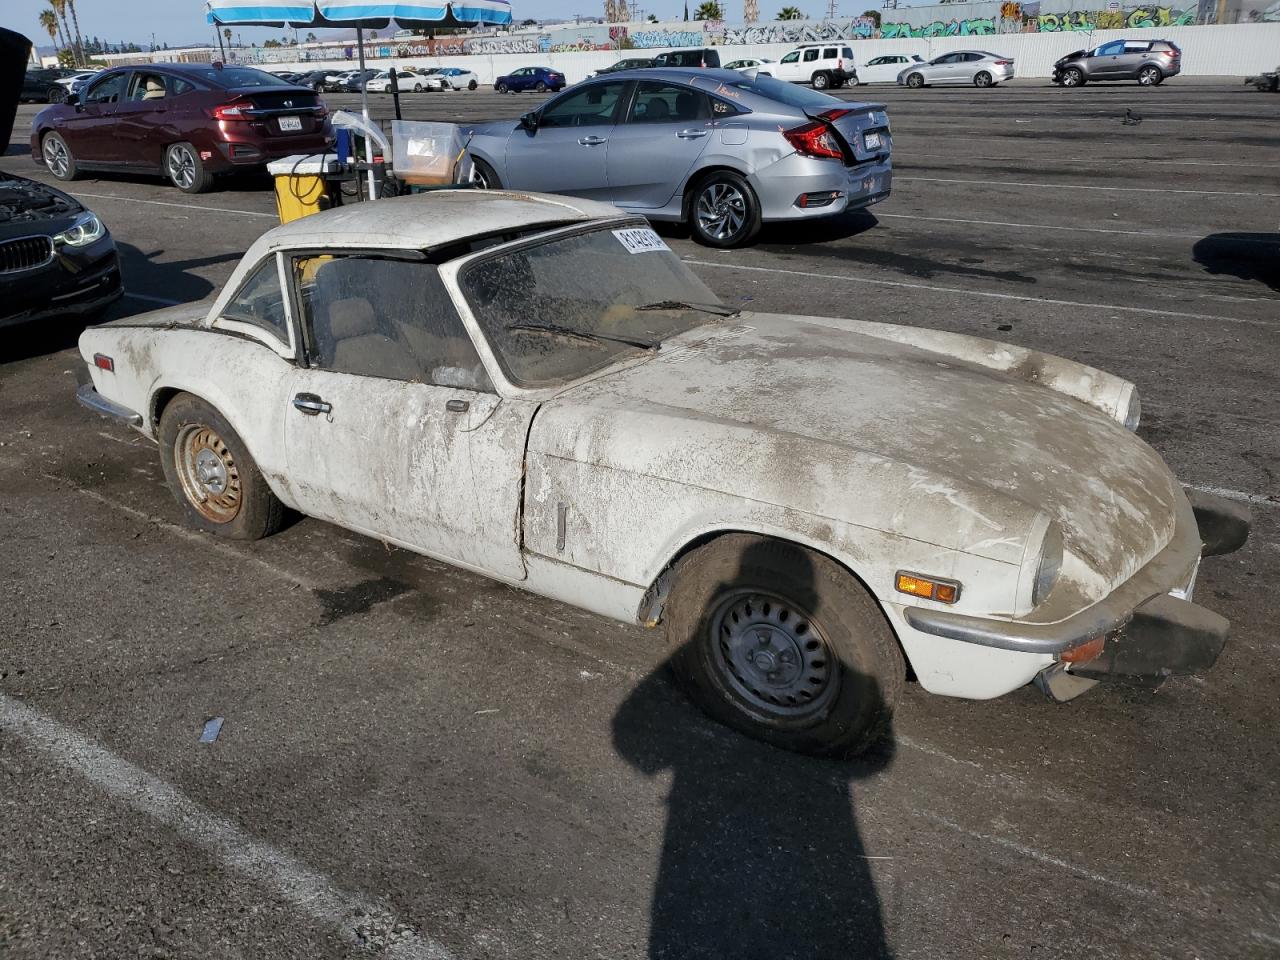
left=709, top=590, right=840, bottom=722
left=974, top=71, right=993, bottom=87
left=173, top=423, right=243, bottom=524
left=166, top=144, right=197, bottom=190
left=696, top=181, right=747, bottom=242
left=42, top=135, right=71, bottom=178
left=1138, top=66, right=1161, bottom=85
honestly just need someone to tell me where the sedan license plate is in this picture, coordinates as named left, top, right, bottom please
left=864, top=132, right=883, bottom=150
left=279, top=115, right=303, bottom=132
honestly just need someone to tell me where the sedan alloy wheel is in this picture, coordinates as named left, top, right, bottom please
left=696, top=181, right=747, bottom=242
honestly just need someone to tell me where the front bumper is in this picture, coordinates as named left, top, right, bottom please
left=905, top=489, right=1249, bottom=697
left=0, top=239, right=122, bottom=328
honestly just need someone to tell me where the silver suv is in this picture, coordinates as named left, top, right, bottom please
left=1053, top=39, right=1182, bottom=86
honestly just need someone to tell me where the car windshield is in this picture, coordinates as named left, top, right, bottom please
left=704, top=72, right=840, bottom=109
left=460, top=224, right=729, bottom=388
left=188, top=66, right=287, bottom=88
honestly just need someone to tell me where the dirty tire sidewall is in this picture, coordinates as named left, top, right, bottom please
left=158, top=393, right=285, bottom=541
left=664, top=534, right=905, bottom=758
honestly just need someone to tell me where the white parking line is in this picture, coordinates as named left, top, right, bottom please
left=0, top=693, right=452, bottom=960
left=72, top=191, right=277, bottom=219
left=878, top=212, right=1203, bottom=239
left=905, top=153, right=1265, bottom=169
left=1186, top=484, right=1278, bottom=508
left=124, top=292, right=184, bottom=306
left=895, top=176, right=1279, bottom=199
left=686, top=259, right=1275, bottom=328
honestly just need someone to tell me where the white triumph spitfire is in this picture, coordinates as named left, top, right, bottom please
left=76, top=191, right=1249, bottom=756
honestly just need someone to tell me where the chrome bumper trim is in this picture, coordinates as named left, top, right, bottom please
left=76, top=382, right=142, bottom=426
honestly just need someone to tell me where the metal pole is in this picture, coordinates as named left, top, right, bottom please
left=356, top=26, right=377, bottom=199
left=215, top=25, right=226, bottom=62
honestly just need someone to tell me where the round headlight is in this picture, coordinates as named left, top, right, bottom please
left=1032, top=521, right=1063, bottom=606
left=1122, top=389, right=1142, bottom=432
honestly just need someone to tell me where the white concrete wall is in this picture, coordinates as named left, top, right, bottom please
left=270, top=22, right=1280, bottom=85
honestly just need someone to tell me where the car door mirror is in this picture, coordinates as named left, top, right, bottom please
left=519, top=111, right=539, bottom=132
left=65, top=92, right=80, bottom=108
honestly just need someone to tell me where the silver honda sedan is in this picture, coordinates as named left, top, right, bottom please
left=897, top=51, right=1016, bottom=88
left=464, top=68, right=892, bottom=247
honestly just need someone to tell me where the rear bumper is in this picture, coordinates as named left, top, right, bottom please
left=752, top=154, right=893, bottom=222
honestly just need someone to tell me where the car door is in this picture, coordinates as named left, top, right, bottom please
left=928, top=53, right=964, bottom=84
left=1090, top=40, right=1127, bottom=78
left=504, top=80, right=624, bottom=200
left=112, top=70, right=175, bottom=168
left=283, top=252, right=530, bottom=579
left=862, top=57, right=889, bottom=83
left=607, top=80, right=713, bottom=210
left=1121, top=41, right=1154, bottom=78
left=62, top=69, right=130, bottom=162
left=775, top=50, right=802, bottom=82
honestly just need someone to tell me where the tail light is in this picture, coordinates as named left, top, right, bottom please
left=784, top=119, right=844, bottom=161
left=211, top=102, right=248, bottom=120
left=994, top=60, right=1013, bottom=66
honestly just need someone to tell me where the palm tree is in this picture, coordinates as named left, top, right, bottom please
left=66, top=0, right=86, bottom=66
left=777, top=6, right=804, bottom=18
left=49, top=0, right=76, bottom=64
left=694, top=1, right=723, bottom=19
left=39, top=8, right=64, bottom=54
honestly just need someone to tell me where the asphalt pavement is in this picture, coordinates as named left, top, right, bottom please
left=2, top=79, right=1279, bottom=960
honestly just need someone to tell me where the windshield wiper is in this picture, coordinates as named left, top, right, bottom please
left=634, top=299, right=740, bottom=317
left=507, top=322, right=659, bottom=351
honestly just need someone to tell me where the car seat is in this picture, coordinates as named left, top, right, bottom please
left=141, top=77, right=165, bottom=100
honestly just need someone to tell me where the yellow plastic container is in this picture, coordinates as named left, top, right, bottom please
left=267, top=155, right=340, bottom=224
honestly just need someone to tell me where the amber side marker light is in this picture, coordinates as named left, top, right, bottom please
left=1060, top=634, right=1106, bottom=664
left=895, top=572, right=961, bottom=604
left=93, top=353, right=114, bottom=372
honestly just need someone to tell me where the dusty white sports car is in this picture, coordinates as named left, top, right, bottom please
left=76, top=191, right=1249, bottom=756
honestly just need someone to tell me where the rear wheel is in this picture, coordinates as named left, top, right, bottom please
left=535, top=80, right=548, bottom=92
left=158, top=394, right=284, bottom=541
left=689, top=170, right=761, bottom=248
left=1061, top=66, right=1085, bottom=87
left=906, top=72, right=925, bottom=88
left=663, top=534, right=904, bottom=757
left=974, top=70, right=993, bottom=87
left=811, top=71, right=831, bottom=89
left=468, top=79, right=478, bottom=90
left=1138, top=65, right=1163, bottom=85
left=41, top=132, right=78, bottom=181
left=165, top=141, right=214, bottom=194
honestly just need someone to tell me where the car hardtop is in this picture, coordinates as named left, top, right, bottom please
left=562, top=67, right=871, bottom=114
left=80, top=62, right=311, bottom=93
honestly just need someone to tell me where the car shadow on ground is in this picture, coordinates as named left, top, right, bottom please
left=0, top=242, right=233, bottom=364
left=1192, top=233, right=1280, bottom=292
left=652, top=211, right=881, bottom=250
left=613, top=538, right=896, bottom=959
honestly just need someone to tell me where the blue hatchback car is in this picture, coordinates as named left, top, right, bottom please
left=494, top=66, right=567, bottom=94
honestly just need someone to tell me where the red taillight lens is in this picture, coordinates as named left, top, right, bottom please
left=994, top=60, right=1013, bottom=66
left=93, top=353, right=114, bottom=372
left=784, top=120, right=844, bottom=161
left=820, top=107, right=853, bottom=121
left=211, top=102, right=247, bottom=121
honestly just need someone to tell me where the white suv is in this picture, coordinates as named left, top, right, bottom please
left=773, top=44, right=856, bottom=89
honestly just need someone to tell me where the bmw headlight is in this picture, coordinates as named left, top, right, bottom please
left=1121, top=389, right=1142, bottom=432
left=53, top=212, right=105, bottom=247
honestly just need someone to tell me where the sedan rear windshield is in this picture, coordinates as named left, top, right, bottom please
left=186, top=67, right=288, bottom=88
left=704, top=72, right=841, bottom=110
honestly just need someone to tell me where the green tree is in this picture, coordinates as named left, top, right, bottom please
left=38, top=9, right=64, bottom=53
left=694, top=1, right=723, bottom=19
left=50, top=0, right=76, bottom=65
left=647, top=12, right=659, bottom=20
left=860, top=9, right=881, bottom=27
left=777, top=6, right=804, bottom=19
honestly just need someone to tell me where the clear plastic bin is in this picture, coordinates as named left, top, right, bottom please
left=391, top=120, right=469, bottom=186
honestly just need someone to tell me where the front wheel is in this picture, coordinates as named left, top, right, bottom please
left=1138, top=65, right=1162, bottom=86
left=495, top=82, right=507, bottom=93
left=41, top=132, right=78, bottom=181
left=689, top=170, right=761, bottom=248
left=974, top=70, right=993, bottom=88
left=663, top=534, right=905, bottom=757
left=1060, top=67, right=1085, bottom=87
left=165, top=141, right=214, bottom=193
left=470, top=157, right=501, bottom=190
left=158, top=394, right=285, bottom=541
left=811, top=71, right=830, bottom=90
left=413, top=82, right=423, bottom=92
left=906, top=72, right=925, bottom=88
left=47, top=87, right=65, bottom=103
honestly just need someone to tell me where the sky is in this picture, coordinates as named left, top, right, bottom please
left=3, top=0, right=886, bottom=51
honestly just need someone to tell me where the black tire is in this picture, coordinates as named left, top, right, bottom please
left=1061, top=67, right=1085, bottom=87
left=495, top=81, right=508, bottom=93
left=974, top=70, right=993, bottom=88
left=688, top=169, right=761, bottom=248
left=413, top=82, right=423, bottom=92
left=158, top=393, right=285, bottom=541
left=40, top=131, right=78, bottom=181
left=906, top=72, right=925, bottom=88
left=470, top=157, right=501, bottom=190
left=535, top=80, right=548, bottom=92
left=1138, top=65, right=1163, bottom=86
left=47, top=86, right=65, bottom=103
left=811, top=71, right=830, bottom=89
left=663, top=534, right=904, bottom=757
left=165, top=141, right=215, bottom=194
left=468, top=79, right=478, bottom=90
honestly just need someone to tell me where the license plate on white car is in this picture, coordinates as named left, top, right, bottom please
left=279, top=116, right=302, bottom=132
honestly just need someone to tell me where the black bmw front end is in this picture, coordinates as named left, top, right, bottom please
left=0, top=172, right=122, bottom=330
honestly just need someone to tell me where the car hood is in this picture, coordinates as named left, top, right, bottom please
left=0, top=172, right=82, bottom=237
left=1057, top=50, right=1087, bottom=64
left=533, top=313, right=1181, bottom=592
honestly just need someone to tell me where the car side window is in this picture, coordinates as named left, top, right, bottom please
left=823, top=48, right=837, bottom=59
left=539, top=81, right=624, bottom=129
left=842, top=47, right=853, bottom=59
left=780, top=51, right=800, bottom=64
left=1096, top=41, right=1125, bottom=56
left=170, top=76, right=195, bottom=95
left=223, top=257, right=289, bottom=345
left=130, top=72, right=168, bottom=102
left=84, top=72, right=126, bottom=105
left=294, top=255, right=493, bottom=392
left=1124, top=41, right=1152, bottom=53
left=628, top=81, right=709, bottom=124
left=803, top=49, right=819, bottom=63
left=964, top=53, right=984, bottom=62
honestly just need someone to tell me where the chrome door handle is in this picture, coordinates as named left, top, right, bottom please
left=676, top=129, right=709, bottom=139
left=578, top=135, right=607, bottom=146
left=292, top=392, right=331, bottom=416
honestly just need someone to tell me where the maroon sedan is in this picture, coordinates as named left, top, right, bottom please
left=31, top=63, right=331, bottom=194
